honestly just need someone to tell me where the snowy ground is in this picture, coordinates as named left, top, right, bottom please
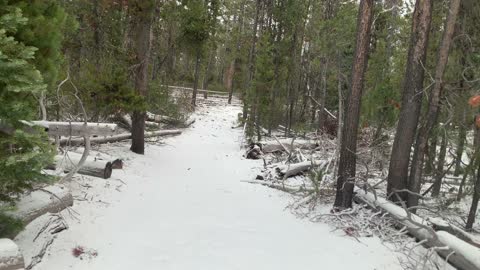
left=27, top=100, right=403, bottom=270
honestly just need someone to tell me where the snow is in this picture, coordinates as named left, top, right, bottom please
left=0, top=238, right=23, bottom=269
left=26, top=102, right=402, bottom=270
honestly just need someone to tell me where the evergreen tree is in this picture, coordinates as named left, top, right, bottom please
left=0, top=4, right=54, bottom=202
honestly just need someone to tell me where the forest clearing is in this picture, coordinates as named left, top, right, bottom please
left=1, top=0, right=480, bottom=270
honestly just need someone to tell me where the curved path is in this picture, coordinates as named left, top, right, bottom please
left=34, top=103, right=400, bottom=270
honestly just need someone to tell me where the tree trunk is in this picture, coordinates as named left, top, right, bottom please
left=191, top=49, right=201, bottom=107
left=317, top=59, right=328, bottom=131
left=334, top=0, right=374, bottom=209
left=226, top=59, right=236, bottom=104
left=243, top=0, right=261, bottom=120
left=130, top=1, right=154, bottom=155
left=432, top=131, right=448, bottom=197
left=466, top=124, right=480, bottom=229
left=407, top=0, right=460, bottom=208
left=203, top=50, right=214, bottom=99
left=386, top=0, right=433, bottom=202
left=466, top=161, right=480, bottom=230
left=454, top=114, right=467, bottom=176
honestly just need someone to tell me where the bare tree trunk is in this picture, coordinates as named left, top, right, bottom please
left=226, top=59, right=236, bottom=103
left=334, top=0, right=374, bottom=209
left=243, top=0, right=261, bottom=120
left=130, top=1, right=154, bottom=155
left=467, top=160, right=480, bottom=230
left=407, top=0, right=460, bottom=208
left=317, top=59, right=327, bottom=131
left=203, top=50, right=214, bottom=99
left=432, top=131, right=448, bottom=197
left=386, top=0, right=433, bottom=202
left=466, top=124, right=480, bottom=229
left=191, top=49, right=201, bottom=107
left=454, top=109, right=467, bottom=176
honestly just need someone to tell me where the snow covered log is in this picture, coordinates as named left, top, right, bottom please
left=0, top=120, right=118, bottom=137
left=355, top=189, right=480, bottom=270
left=146, top=112, right=195, bottom=127
left=59, top=129, right=182, bottom=146
left=6, top=185, right=73, bottom=225
left=428, top=217, right=480, bottom=248
left=31, top=121, right=117, bottom=137
left=0, top=239, right=25, bottom=270
left=261, top=140, right=318, bottom=153
left=276, top=160, right=327, bottom=178
left=50, top=152, right=113, bottom=179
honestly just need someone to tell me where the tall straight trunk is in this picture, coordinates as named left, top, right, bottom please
left=130, top=1, right=154, bottom=155
left=467, top=126, right=480, bottom=230
left=334, top=0, right=374, bottom=209
left=191, top=49, right=201, bottom=107
left=385, top=0, right=398, bottom=70
left=454, top=108, right=467, bottom=176
left=243, top=0, right=261, bottom=120
left=226, top=59, right=236, bottom=103
left=432, top=131, right=448, bottom=197
left=203, top=50, right=214, bottom=99
left=318, top=59, right=328, bottom=131
left=407, top=0, right=460, bottom=208
left=467, top=163, right=480, bottom=230
left=425, top=131, right=438, bottom=175
left=386, top=0, right=433, bottom=202
left=228, top=2, right=246, bottom=105
left=268, top=26, right=282, bottom=135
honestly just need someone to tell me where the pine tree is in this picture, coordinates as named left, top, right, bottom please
left=0, top=5, right=54, bottom=202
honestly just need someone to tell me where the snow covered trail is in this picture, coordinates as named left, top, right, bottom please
left=33, top=103, right=402, bottom=270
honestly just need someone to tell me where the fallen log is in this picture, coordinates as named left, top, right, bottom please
left=50, top=152, right=113, bottom=179
left=31, top=121, right=117, bottom=137
left=276, top=160, right=327, bottom=179
left=261, top=139, right=318, bottom=153
left=428, top=217, right=480, bottom=248
left=355, top=189, right=480, bottom=270
left=241, top=180, right=314, bottom=194
left=6, top=185, right=73, bottom=225
left=0, top=239, right=25, bottom=270
left=59, top=129, right=182, bottom=146
left=71, top=150, right=123, bottom=170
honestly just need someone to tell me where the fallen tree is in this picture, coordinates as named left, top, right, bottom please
left=261, top=139, right=318, bottom=153
left=276, top=160, right=327, bottom=179
left=355, top=189, right=480, bottom=270
left=6, top=185, right=73, bottom=225
left=0, top=239, right=25, bottom=270
left=146, top=112, right=195, bottom=127
left=50, top=152, right=113, bottom=179
left=59, top=129, right=182, bottom=146
left=0, top=120, right=118, bottom=137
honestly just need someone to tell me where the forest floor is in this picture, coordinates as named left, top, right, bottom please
left=26, top=98, right=404, bottom=270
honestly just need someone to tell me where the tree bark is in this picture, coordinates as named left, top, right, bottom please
left=334, top=0, right=374, bottom=209
left=130, top=1, right=155, bottom=154
left=432, top=131, right=448, bottom=197
left=407, top=0, right=460, bottom=207
left=191, top=49, right=201, bottom=107
left=243, top=0, right=261, bottom=120
left=387, top=0, right=433, bottom=202
left=454, top=109, right=467, bottom=176
left=466, top=160, right=480, bottom=230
